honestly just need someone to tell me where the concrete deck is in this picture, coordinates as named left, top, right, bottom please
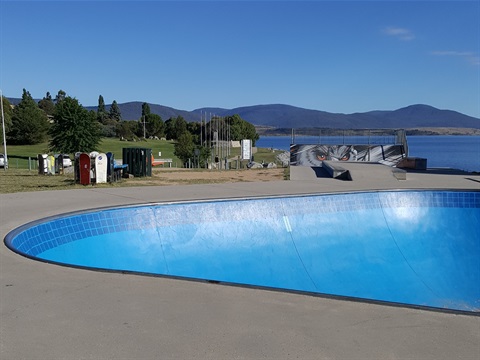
left=1, top=168, right=479, bottom=359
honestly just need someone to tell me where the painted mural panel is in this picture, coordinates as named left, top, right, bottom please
left=290, top=144, right=405, bottom=167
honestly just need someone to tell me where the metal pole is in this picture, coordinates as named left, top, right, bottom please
left=143, top=115, right=146, bottom=139
left=216, top=115, right=219, bottom=170
left=0, top=89, right=7, bottom=171
left=221, top=116, right=224, bottom=169
left=210, top=113, right=213, bottom=169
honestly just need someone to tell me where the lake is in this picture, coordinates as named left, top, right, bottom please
left=256, top=135, right=480, bottom=172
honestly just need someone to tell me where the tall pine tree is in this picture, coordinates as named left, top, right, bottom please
left=97, top=95, right=108, bottom=123
left=9, top=89, right=49, bottom=145
left=109, top=100, right=121, bottom=121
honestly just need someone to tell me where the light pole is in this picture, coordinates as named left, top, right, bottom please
left=0, top=89, right=7, bottom=171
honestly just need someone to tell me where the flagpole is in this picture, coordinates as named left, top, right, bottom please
left=0, top=89, right=7, bottom=171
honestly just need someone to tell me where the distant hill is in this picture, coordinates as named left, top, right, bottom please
left=7, top=97, right=480, bottom=129
left=193, top=104, right=480, bottom=130
left=104, top=102, right=480, bottom=130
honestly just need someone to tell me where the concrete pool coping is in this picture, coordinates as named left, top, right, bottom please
left=1, top=169, right=480, bottom=359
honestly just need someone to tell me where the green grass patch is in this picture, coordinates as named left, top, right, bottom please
left=4, top=138, right=288, bottom=170
left=3, top=138, right=184, bottom=169
left=253, top=147, right=286, bottom=164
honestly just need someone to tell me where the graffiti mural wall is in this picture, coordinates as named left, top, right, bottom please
left=290, top=144, right=406, bottom=167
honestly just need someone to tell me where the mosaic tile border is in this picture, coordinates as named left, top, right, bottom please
left=6, top=190, right=479, bottom=257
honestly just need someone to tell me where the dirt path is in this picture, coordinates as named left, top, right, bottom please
left=132, top=167, right=286, bottom=186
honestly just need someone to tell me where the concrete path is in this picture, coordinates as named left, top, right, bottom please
left=1, top=170, right=479, bottom=359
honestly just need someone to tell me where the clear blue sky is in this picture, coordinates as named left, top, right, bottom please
left=1, top=0, right=479, bottom=118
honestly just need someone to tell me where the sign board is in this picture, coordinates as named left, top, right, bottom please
left=241, top=139, right=252, bottom=160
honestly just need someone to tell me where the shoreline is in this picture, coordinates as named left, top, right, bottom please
left=256, top=127, right=480, bottom=136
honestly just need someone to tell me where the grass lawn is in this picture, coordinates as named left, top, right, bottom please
left=4, top=138, right=285, bottom=169
left=4, top=138, right=183, bottom=169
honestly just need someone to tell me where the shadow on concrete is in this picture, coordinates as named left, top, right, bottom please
left=312, top=166, right=331, bottom=178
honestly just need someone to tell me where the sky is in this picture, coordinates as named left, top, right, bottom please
left=1, top=0, right=479, bottom=118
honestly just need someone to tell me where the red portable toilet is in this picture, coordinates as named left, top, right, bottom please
left=79, top=153, right=91, bottom=185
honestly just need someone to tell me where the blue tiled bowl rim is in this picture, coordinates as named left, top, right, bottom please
left=5, top=189, right=479, bottom=259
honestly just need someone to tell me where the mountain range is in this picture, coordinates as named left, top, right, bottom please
left=8, top=97, right=480, bottom=130
left=89, top=102, right=480, bottom=130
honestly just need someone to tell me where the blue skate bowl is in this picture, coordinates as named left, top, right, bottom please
left=5, top=190, right=480, bottom=313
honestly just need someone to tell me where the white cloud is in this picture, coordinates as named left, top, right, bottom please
left=431, top=51, right=480, bottom=66
left=383, top=26, right=415, bottom=41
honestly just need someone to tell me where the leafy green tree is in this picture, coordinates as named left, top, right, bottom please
left=164, top=117, right=175, bottom=140
left=100, top=119, right=118, bottom=137
left=174, top=131, right=195, bottom=164
left=197, top=145, right=211, bottom=168
left=9, top=89, right=49, bottom=145
left=109, top=100, right=121, bottom=121
left=164, top=116, right=187, bottom=140
left=226, top=114, right=259, bottom=145
left=1, top=96, right=13, bottom=136
left=145, top=113, right=164, bottom=138
left=174, top=116, right=187, bottom=137
left=49, top=97, right=101, bottom=153
left=116, top=120, right=139, bottom=139
left=187, top=121, right=201, bottom=144
left=38, top=92, right=55, bottom=116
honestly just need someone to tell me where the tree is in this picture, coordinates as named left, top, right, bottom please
left=55, top=90, right=66, bottom=104
left=174, top=131, right=195, bottom=164
left=164, top=118, right=175, bottom=140
left=1, top=96, right=13, bottom=136
left=100, top=119, right=118, bottom=137
left=97, top=95, right=108, bottom=124
left=9, top=89, right=49, bottom=145
left=226, top=114, right=259, bottom=145
left=141, top=102, right=151, bottom=117
left=115, top=120, right=139, bottom=139
left=109, top=100, right=121, bottom=121
left=139, top=102, right=161, bottom=138
left=164, top=116, right=187, bottom=140
left=38, top=92, right=55, bottom=116
left=145, top=113, right=164, bottom=138
left=187, top=121, right=201, bottom=144
left=49, top=96, right=101, bottom=153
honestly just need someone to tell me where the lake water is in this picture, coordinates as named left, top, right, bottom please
left=256, top=135, right=480, bottom=172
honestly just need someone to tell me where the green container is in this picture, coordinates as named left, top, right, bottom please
left=122, top=148, right=152, bottom=177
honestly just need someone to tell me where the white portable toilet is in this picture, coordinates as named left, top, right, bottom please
left=38, top=154, right=48, bottom=175
left=95, top=153, right=108, bottom=183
